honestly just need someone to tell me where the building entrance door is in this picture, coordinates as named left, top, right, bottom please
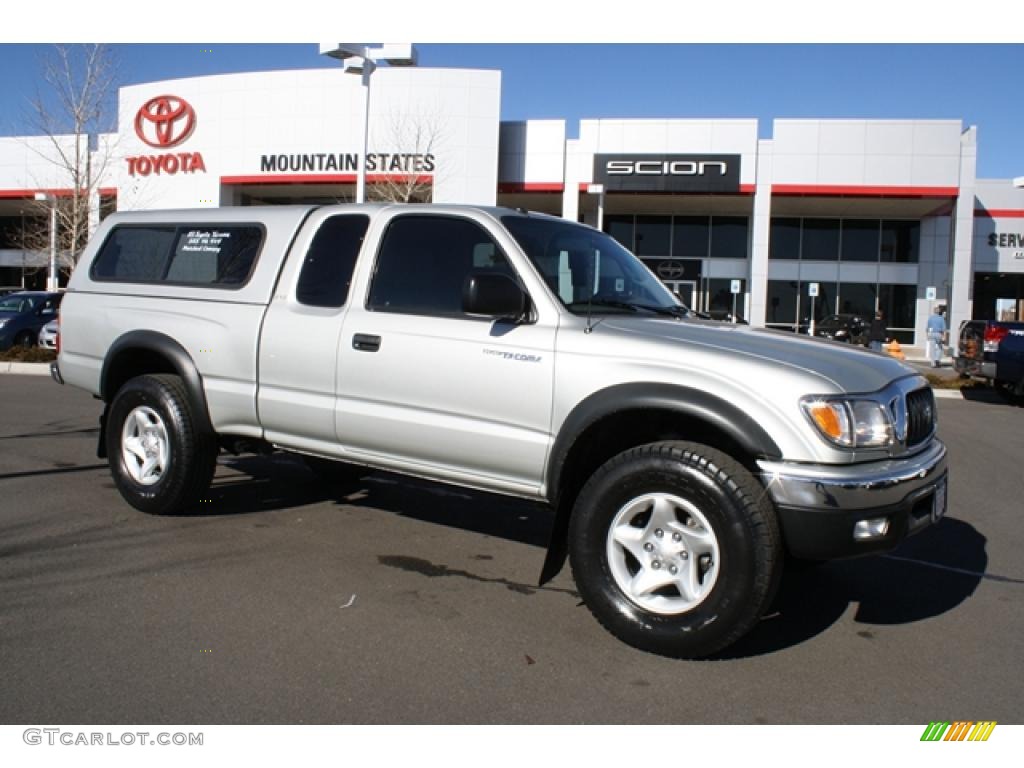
left=664, top=280, right=697, bottom=309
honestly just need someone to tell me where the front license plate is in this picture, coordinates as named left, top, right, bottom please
left=931, top=477, right=947, bottom=524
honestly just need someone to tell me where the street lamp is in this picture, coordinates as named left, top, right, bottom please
left=34, top=192, right=58, bottom=292
left=319, top=44, right=418, bottom=204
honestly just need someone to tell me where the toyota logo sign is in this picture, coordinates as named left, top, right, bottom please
left=134, top=95, right=196, bottom=148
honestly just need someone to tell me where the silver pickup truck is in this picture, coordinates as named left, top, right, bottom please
left=53, top=204, right=947, bottom=658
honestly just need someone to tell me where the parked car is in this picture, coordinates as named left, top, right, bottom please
left=811, top=314, right=869, bottom=346
left=37, top=318, right=60, bottom=350
left=0, top=291, right=63, bottom=351
left=955, top=319, right=1024, bottom=404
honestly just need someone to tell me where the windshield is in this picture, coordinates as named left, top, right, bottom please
left=501, top=215, right=685, bottom=316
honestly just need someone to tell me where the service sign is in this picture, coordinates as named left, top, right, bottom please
left=594, top=154, right=741, bottom=193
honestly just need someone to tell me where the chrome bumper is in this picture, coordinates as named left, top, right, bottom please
left=757, top=440, right=947, bottom=559
left=758, top=440, right=946, bottom=512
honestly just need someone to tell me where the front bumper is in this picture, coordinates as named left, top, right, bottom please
left=758, top=439, right=947, bottom=559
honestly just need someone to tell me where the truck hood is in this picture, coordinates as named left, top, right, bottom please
left=597, top=316, right=916, bottom=394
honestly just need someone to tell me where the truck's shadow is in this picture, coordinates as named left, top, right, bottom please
left=715, top=517, right=990, bottom=659
left=213, top=453, right=990, bottom=658
left=210, top=454, right=552, bottom=547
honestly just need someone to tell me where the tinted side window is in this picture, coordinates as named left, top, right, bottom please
left=91, top=225, right=264, bottom=287
left=91, top=227, right=176, bottom=281
left=367, top=216, right=515, bottom=317
left=296, top=215, right=369, bottom=308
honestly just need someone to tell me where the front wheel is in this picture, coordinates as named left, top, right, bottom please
left=569, top=441, right=781, bottom=658
left=106, top=374, right=218, bottom=514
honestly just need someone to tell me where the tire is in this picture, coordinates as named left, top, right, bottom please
left=106, top=373, right=218, bottom=515
left=568, top=441, right=782, bottom=659
left=15, top=331, right=35, bottom=348
left=994, top=379, right=1024, bottom=406
left=304, top=455, right=368, bottom=486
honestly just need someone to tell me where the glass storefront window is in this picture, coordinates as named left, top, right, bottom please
left=841, top=220, right=880, bottom=262
left=634, top=215, right=671, bottom=257
left=769, top=218, right=800, bottom=260
left=766, top=280, right=799, bottom=330
left=710, top=216, right=748, bottom=259
left=604, top=215, right=634, bottom=251
left=706, top=278, right=745, bottom=320
left=878, top=283, right=916, bottom=342
left=802, top=219, right=840, bottom=261
left=672, top=216, right=709, bottom=258
left=880, top=220, right=920, bottom=263
left=837, top=282, right=877, bottom=316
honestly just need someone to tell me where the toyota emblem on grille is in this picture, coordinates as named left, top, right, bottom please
left=134, top=95, right=196, bottom=148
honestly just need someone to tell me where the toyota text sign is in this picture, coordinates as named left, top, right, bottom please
left=594, top=154, right=741, bottom=193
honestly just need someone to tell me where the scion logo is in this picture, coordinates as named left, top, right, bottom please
left=135, top=95, right=196, bottom=148
left=657, top=261, right=686, bottom=280
left=594, top=153, right=740, bottom=193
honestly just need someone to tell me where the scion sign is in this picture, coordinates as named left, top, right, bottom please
left=594, top=154, right=741, bottom=193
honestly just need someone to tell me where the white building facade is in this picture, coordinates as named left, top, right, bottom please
left=2, top=66, right=1023, bottom=349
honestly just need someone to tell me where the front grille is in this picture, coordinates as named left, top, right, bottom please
left=905, top=387, right=936, bottom=447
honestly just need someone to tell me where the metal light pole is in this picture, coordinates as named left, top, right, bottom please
left=34, top=192, right=58, bottom=292
left=319, top=44, right=418, bottom=204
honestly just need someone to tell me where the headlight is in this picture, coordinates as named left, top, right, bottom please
left=0, top=319, right=8, bottom=329
left=801, top=396, right=893, bottom=448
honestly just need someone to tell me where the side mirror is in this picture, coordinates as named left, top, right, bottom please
left=463, top=273, right=527, bottom=321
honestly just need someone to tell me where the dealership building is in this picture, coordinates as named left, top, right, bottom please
left=2, top=64, right=1023, bottom=347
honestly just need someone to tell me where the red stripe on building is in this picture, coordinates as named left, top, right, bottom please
left=220, top=174, right=433, bottom=186
left=0, top=188, right=81, bottom=199
left=975, top=208, right=1024, bottom=218
left=498, top=182, right=564, bottom=193
left=772, top=184, right=958, bottom=198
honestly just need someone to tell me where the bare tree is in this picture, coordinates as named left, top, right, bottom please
left=19, top=44, right=119, bottom=278
left=365, top=110, right=445, bottom=204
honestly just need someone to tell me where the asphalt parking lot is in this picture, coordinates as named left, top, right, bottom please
left=1, top=373, right=1021, bottom=724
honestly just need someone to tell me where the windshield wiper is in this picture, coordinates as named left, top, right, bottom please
left=567, top=299, right=688, bottom=317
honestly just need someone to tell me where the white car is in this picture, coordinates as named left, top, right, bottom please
left=37, top=318, right=59, bottom=350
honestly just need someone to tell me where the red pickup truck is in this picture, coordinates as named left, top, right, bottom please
left=955, top=319, right=1024, bottom=404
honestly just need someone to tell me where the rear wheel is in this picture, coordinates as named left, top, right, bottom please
left=569, top=441, right=782, bottom=658
left=106, top=374, right=218, bottom=514
left=994, top=379, right=1024, bottom=406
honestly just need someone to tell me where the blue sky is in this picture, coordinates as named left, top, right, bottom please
left=1, top=43, right=1022, bottom=178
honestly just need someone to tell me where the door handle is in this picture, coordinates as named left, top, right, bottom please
left=352, top=333, right=381, bottom=352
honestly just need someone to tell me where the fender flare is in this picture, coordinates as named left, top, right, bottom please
left=100, top=330, right=214, bottom=436
left=539, top=382, right=781, bottom=585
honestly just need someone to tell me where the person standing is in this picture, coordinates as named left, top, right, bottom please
left=868, top=309, right=887, bottom=352
left=926, top=306, right=947, bottom=367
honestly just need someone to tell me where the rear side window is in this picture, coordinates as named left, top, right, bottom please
left=90, top=224, right=264, bottom=288
left=295, top=215, right=369, bottom=308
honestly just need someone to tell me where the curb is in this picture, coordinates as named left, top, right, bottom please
left=0, top=362, right=52, bottom=376
left=932, top=389, right=965, bottom=400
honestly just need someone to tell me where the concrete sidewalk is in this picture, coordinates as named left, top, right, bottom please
left=0, top=361, right=51, bottom=376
